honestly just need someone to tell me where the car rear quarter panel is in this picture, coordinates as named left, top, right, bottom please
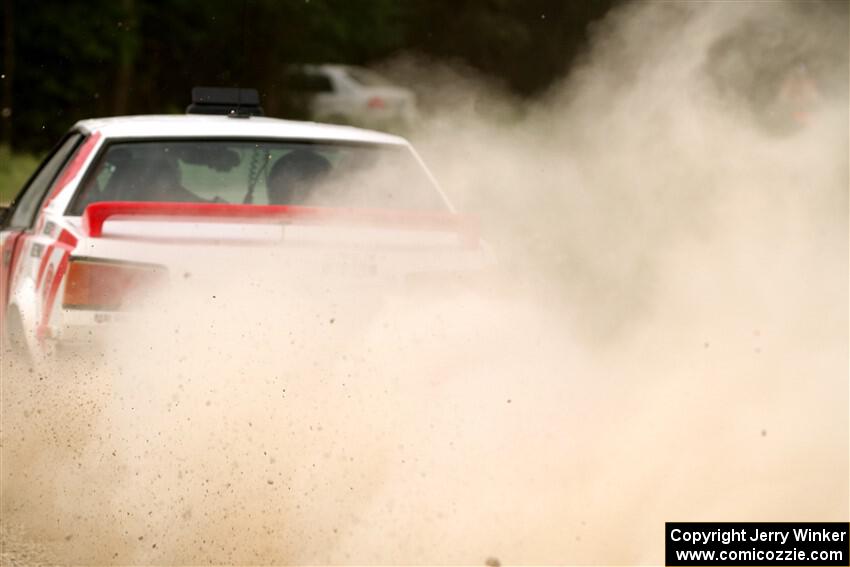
left=4, top=132, right=103, bottom=349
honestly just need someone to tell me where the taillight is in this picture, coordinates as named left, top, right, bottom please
left=62, top=259, right=167, bottom=311
left=367, top=96, right=385, bottom=109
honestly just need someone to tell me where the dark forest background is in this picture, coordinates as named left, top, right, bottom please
left=0, top=0, right=618, bottom=153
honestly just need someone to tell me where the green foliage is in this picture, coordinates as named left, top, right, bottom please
left=399, top=0, right=618, bottom=94
left=0, top=146, right=40, bottom=203
left=7, top=0, right=617, bottom=152
left=11, top=0, right=127, bottom=149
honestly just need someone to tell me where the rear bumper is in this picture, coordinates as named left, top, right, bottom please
left=52, top=308, right=135, bottom=350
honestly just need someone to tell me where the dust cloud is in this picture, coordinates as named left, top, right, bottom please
left=2, top=1, right=848, bottom=565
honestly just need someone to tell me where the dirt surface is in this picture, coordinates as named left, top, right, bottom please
left=1, top=1, right=847, bottom=565
left=0, top=523, right=55, bottom=567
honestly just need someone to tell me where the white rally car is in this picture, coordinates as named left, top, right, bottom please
left=0, top=88, right=490, bottom=359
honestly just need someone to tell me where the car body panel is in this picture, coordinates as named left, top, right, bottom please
left=1, top=113, right=491, bottom=356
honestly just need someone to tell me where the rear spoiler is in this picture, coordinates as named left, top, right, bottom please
left=81, top=201, right=478, bottom=243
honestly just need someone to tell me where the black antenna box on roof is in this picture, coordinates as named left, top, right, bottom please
left=186, top=87, right=264, bottom=117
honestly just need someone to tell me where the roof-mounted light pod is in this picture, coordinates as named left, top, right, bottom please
left=186, top=87, right=264, bottom=118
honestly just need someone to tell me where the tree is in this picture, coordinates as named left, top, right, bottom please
left=2, top=0, right=13, bottom=148
left=6, top=0, right=616, bottom=152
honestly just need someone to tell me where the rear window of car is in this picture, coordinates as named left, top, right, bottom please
left=68, top=140, right=447, bottom=214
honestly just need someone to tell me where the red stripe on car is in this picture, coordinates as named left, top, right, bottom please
left=35, top=229, right=78, bottom=290
left=35, top=244, right=56, bottom=289
left=42, top=132, right=102, bottom=207
left=36, top=251, right=70, bottom=341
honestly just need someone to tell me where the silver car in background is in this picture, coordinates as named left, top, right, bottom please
left=283, top=64, right=417, bottom=132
